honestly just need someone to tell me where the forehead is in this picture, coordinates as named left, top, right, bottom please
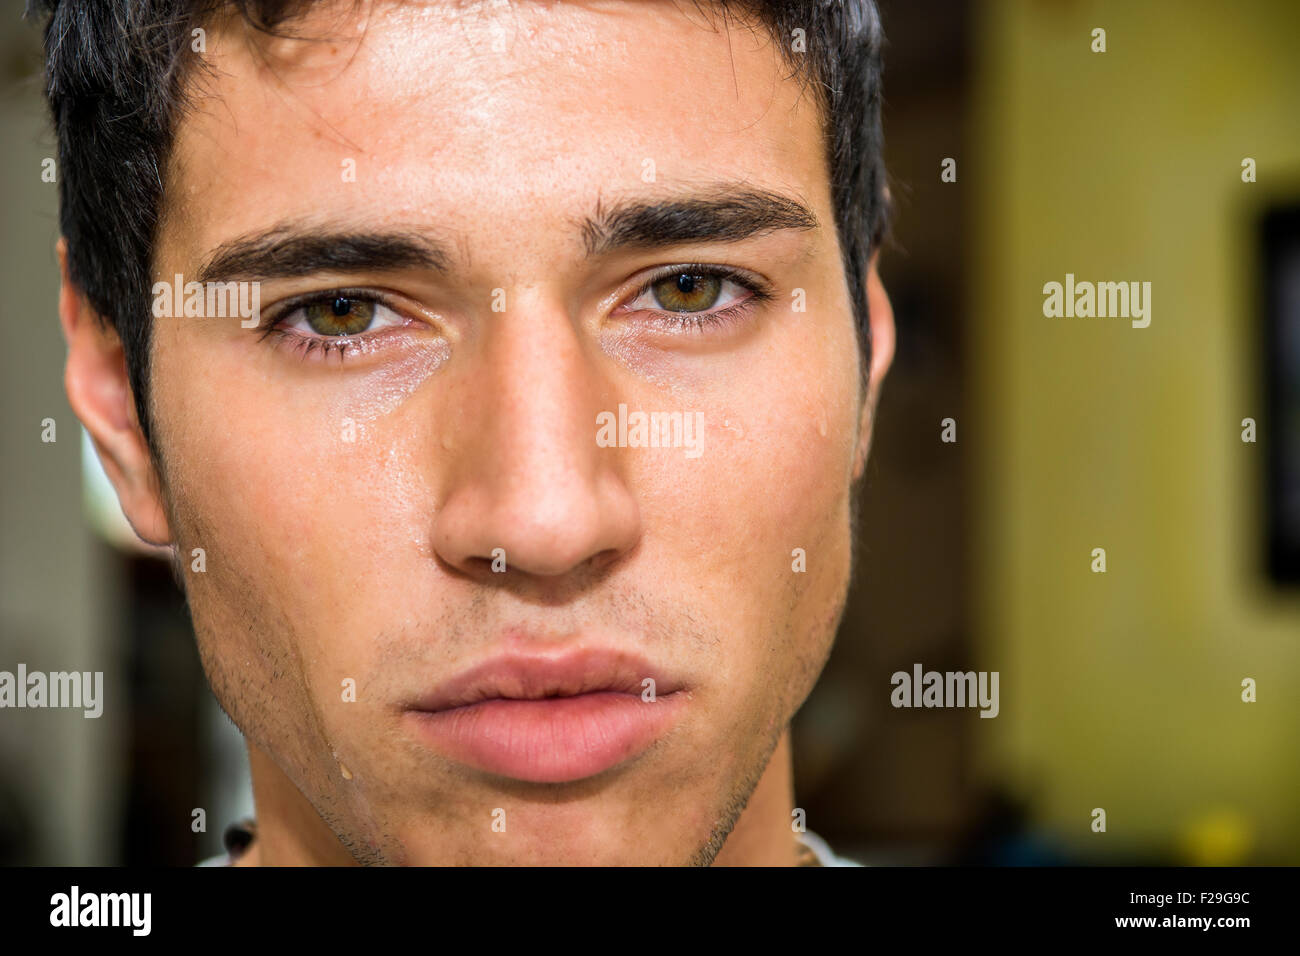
left=165, top=0, right=830, bottom=261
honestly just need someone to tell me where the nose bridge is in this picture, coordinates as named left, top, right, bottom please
left=481, top=288, right=597, bottom=486
left=432, top=287, right=640, bottom=579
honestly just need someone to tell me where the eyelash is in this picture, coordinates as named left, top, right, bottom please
left=627, top=263, right=773, bottom=332
left=256, top=286, right=400, bottom=363
left=257, top=265, right=773, bottom=363
left=259, top=329, right=363, bottom=362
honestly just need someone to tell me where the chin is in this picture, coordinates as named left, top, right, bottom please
left=382, top=816, right=699, bottom=867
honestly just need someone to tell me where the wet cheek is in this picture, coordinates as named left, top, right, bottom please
left=161, top=349, right=443, bottom=627
left=674, top=386, right=856, bottom=579
left=621, top=388, right=854, bottom=721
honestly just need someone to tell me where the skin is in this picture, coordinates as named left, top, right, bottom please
left=59, top=0, right=894, bottom=865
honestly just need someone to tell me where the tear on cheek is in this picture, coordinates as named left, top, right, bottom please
left=321, top=340, right=452, bottom=442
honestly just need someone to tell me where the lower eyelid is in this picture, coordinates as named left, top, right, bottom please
left=637, top=296, right=760, bottom=334
left=258, top=320, right=411, bottom=365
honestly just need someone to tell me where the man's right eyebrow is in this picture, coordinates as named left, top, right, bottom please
left=194, top=228, right=453, bottom=284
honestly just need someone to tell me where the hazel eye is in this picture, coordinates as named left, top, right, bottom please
left=628, top=271, right=752, bottom=315
left=652, top=273, right=722, bottom=311
left=257, top=289, right=431, bottom=364
left=290, top=296, right=386, bottom=336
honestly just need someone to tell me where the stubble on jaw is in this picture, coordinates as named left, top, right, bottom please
left=151, top=452, right=363, bottom=839
left=691, top=525, right=855, bottom=867
left=686, top=728, right=787, bottom=866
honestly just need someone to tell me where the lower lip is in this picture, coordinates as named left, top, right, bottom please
left=406, top=692, right=684, bottom=783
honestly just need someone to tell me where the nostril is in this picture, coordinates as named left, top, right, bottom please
left=460, top=550, right=509, bottom=576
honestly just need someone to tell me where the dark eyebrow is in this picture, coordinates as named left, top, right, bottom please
left=195, top=227, right=453, bottom=284
left=580, top=186, right=819, bottom=257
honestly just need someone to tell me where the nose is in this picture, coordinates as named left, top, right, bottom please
left=431, top=291, right=641, bottom=582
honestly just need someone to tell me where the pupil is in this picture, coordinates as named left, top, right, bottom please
left=676, top=274, right=696, bottom=294
left=331, top=297, right=351, bottom=316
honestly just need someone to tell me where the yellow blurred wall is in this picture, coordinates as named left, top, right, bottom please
left=970, top=0, right=1300, bottom=862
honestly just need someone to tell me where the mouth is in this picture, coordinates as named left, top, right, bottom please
left=403, top=647, right=688, bottom=784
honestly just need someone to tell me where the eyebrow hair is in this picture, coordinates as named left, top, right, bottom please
left=192, top=187, right=817, bottom=284
left=580, top=186, right=819, bottom=257
left=195, top=227, right=453, bottom=284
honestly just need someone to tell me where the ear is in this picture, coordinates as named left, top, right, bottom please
left=852, top=248, right=895, bottom=481
left=58, top=238, right=173, bottom=546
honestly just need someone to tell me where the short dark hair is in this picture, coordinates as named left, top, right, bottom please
left=27, top=0, right=888, bottom=450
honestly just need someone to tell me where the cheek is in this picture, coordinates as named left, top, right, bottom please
left=671, top=326, right=860, bottom=590
left=153, top=341, right=437, bottom=674
left=631, top=315, right=860, bottom=690
left=156, top=329, right=445, bottom=540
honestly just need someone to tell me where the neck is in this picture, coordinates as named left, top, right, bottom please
left=235, top=742, right=354, bottom=866
left=239, top=731, right=803, bottom=866
left=711, top=730, right=803, bottom=866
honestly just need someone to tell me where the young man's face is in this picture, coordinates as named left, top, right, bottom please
left=70, top=0, right=893, bottom=864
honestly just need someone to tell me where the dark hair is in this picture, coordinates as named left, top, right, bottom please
left=27, top=0, right=888, bottom=450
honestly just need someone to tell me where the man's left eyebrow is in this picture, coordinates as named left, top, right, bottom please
left=580, top=186, right=820, bottom=257
left=194, top=227, right=453, bottom=283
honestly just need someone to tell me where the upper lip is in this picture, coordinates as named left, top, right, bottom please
left=409, top=647, right=684, bottom=713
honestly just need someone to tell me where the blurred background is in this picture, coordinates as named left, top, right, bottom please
left=1, top=0, right=1298, bottom=865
